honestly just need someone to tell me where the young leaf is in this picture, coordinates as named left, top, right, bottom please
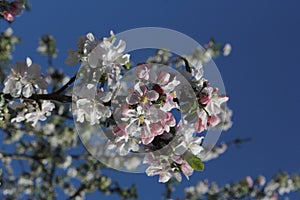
left=185, top=152, right=204, bottom=171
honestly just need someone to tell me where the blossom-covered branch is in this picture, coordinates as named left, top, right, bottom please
left=0, top=13, right=234, bottom=198
left=183, top=172, right=300, bottom=200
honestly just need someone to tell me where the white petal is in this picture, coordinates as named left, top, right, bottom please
left=26, top=57, right=32, bottom=67
left=146, top=90, right=159, bottom=101
left=159, top=172, right=172, bottom=183
left=22, top=84, right=33, bottom=98
left=146, top=166, right=161, bottom=176
left=174, top=172, right=182, bottom=182
left=173, top=141, right=187, bottom=155
left=189, top=144, right=203, bottom=155
left=116, top=40, right=126, bottom=53
left=116, top=54, right=130, bottom=65
left=86, top=33, right=95, bottom=42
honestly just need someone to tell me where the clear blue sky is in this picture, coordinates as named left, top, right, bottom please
left=1, top=0, right=300, bottom=199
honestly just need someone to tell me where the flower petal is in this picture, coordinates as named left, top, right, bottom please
left=146, top=90, right=159, bottom=101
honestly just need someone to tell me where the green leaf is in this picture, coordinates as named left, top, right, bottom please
left=185, top=152, right=204, bottom=171
left=124, top=61, right=131, bottom=69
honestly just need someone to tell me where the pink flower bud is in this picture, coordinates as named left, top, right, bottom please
left=2, top=11, right=14, bottom=22
left=152, top=84, right=164, bottom=94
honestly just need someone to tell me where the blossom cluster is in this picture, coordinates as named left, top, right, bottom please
left=68, top=32, right=232, bottom=183
left=110, top=64, right=180, bottom=153
left=72, top=31, right=130, bottom=126
left=143, top=124, right=204, bottom=182
left=0, top=31, right=233, bottom=185
left=9, top=99, right=54, bottom=127
left=1, top=58, right=55, bottom=126
left=3, top=57, right=48, bottom=98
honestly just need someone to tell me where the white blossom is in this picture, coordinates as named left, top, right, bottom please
left=25, top=101, right=55, bottom=127
left=3, top=58, right=48, bottom=98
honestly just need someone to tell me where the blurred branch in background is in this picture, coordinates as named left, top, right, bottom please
left=182, top=171, right=300, bottom=200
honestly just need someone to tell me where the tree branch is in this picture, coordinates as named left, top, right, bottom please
left=53, top=75, right=76, bottom=94
left=2, top=93, right=72, bottom=103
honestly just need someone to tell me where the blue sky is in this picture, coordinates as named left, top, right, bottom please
left=1, top=0, right=300, bottom=199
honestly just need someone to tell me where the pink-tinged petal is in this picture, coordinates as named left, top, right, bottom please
left=140, top=84, right=148, bottom=95
left=159, top=171, right=172, bottom=183
left=156, top=71, right=170, bottom=85
left=126, top=93, right=139, bottom=105
left=133, top=82, right=148, bottom=97
left=200, top=94, right=210, bottom=105
left=146, top=90, right=159, bottom=101
left=181, top=162, right=193, bottom=180
left=213, top=87, right=219, bottom=94
left=146, top=166, right=161, bottom=176
left=127, top=87, right=134, bottom=94
left=208, top=115, right=221, bottom=127
left=135, top=63, right=150, bottom=81
left=150, top=122, right=164, bottom=136
left=164, top=112, right=176, bottom=127
left=113, top=124, right=128, bottom=142
left=194, top=118, right=205, bottom=133
left=162, top=78, right=180, bottom=93
left=172, top=155, right=183, bottom=164
left=121, top=105, right=136, bottom=118
left=141, top=125, right=154, bottom=145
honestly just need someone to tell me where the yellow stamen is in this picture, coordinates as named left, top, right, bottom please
left=141, top=96, right=148, bottom=103
left=139, top=115, right=145, bottom=124
left=171, top=91, right=177, bottom=98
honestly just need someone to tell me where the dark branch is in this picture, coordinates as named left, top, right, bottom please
left=54, top=75, right=76, bottom=94
left=2, top=93, right=72, bottom=103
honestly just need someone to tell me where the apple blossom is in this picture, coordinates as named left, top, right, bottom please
left=3, top=58, right=48, bottom=98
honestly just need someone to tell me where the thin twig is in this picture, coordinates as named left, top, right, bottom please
left=54, top=75, right=76, bottom=94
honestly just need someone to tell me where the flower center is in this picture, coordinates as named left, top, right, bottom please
left=138, top=114, right=145, bottom=124
left=171, top=91, right=177, bottom=98
left=140, top=96, right=148, bottom=103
